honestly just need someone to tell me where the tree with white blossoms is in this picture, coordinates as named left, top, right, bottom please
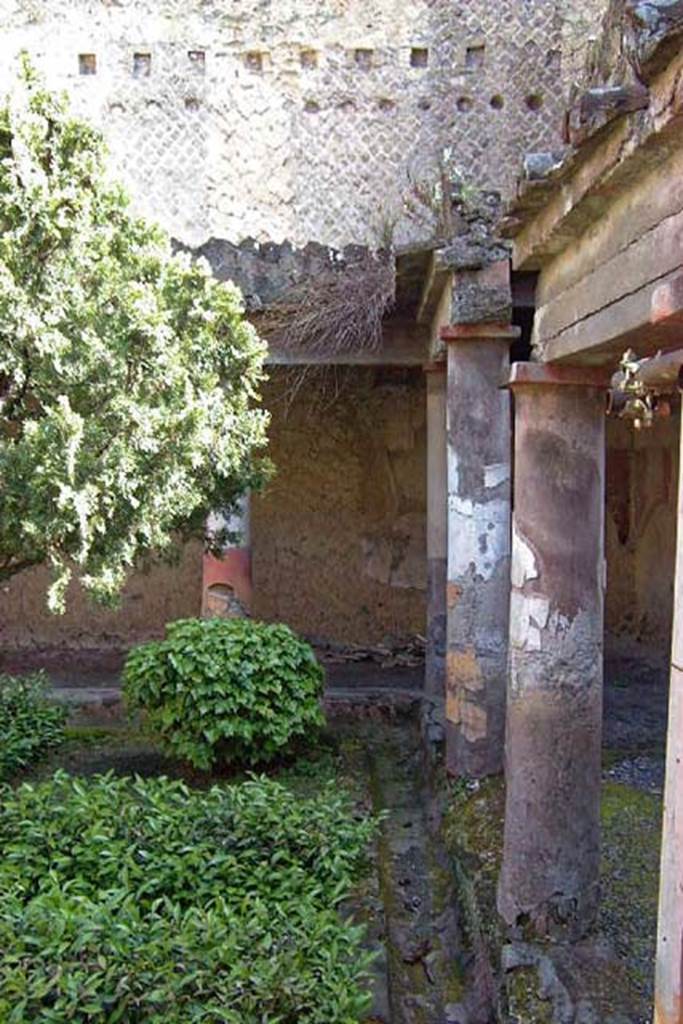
left=0, top=59, right=269, bottom=611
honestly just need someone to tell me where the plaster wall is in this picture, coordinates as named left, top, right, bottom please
left=0, top=368, right=429, bottom=653
left=605, top=414, right=679, bottom=659
left=0, top=0, right=595, bottom=251
left=0, top=542, right=202, bottom=658
left=251, top=367, right=427, bottom=645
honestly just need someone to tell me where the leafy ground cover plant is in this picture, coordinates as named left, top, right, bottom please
left=123, top=617, right=325, bottom=769
left=0, top=771, right=376, bottom=1022
left=0, top=672, right=66, bottom=780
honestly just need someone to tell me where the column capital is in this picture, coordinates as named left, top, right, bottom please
left=440, top=322, right=521, bottom=344
left=509, top=362, right=611, bottom=390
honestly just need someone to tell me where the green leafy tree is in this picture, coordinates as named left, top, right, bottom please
left=0, top=59, right=269, bottom=610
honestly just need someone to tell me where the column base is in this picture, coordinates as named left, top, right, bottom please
left=202, top=549, right=252, bottom=618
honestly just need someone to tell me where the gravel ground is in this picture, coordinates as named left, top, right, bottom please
left=603, top=653, right=669, bottom=751
left=605, top=754, right=665, bottom=793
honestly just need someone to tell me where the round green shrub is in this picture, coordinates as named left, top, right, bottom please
left=123, top=617, right=325, bottom=769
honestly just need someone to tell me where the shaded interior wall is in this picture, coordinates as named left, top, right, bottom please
left=606, top=412, right=679, bottom=660
left=251, top=367, right=427, bottom=645
left=0, top=543, right=202, bottom=659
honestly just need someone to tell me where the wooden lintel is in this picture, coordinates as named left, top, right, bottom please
left=417, top=251, right=452, bottom=326
left=541, top=269, right=683, bottom=368
left=266, top=318, right=429, bottom=366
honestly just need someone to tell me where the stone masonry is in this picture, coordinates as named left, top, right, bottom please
left=0, top=0, right=605, bottom=252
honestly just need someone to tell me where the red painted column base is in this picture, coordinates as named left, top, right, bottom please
left=201, top=548, right=252, bottom=618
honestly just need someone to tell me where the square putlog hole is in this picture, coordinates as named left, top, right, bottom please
left=188, top=50, right=206, bottom=71
left=465, top=44, right=485, bottom=70
left=410, top=47, right=428, bottom=68
left=300, top=49, right=318, bottom=69
left=133, top=52, right=151, bottom=78
left=354, top=48, right=374, bottom=70
left=245, top=51, right=264, bottom=72
left=78, top=53, right=97, bottom=76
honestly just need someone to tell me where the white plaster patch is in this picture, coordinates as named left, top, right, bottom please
left=509, top=663, right=524, bottom=699
left=448, top=493, right=509, bottom=581
left=510, top=590, right=550, bottom=652
left=447, top=445, right=461, bottom=499
left=510, top=522, right=540, bottom=589
left=449, top=493, right=475, bottom=517
left=447, top=443, right=510, bottom=581
left=484, top=462, right=510, bottom=490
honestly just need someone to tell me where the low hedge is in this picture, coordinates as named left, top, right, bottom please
left=123, top=617, right=325, bottom=769
left=0, top=672, right=66, bottom=781
left=0, top=771, right=376, bottom=1022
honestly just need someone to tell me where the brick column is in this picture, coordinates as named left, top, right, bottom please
left=425, top=361, right=447, bottom=696
left=442, top=323, right=517, bottom=778
left=201, top=497, right=252, bottom=618
left=498, top=363, right=607, bottom=941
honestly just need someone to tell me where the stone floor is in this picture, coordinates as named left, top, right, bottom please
left=28, top=647, right=669, bottom=770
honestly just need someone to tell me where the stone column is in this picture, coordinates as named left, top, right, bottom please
left=442, top=323, right=517, bottom=778
left=425, top=361, right=447, bottom=696
left=654, top=410, right=683, bottom=1024
left=498, top=363, right=607, bottom=941
left=201, top=496, right=252, bottom=618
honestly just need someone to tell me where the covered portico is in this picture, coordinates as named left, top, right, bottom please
left=496, top=17, right=683, bottom=1017
left=199, top=13, right=683, bottom=1014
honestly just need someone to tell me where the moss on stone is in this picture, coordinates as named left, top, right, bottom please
left=442, top=776, right=506, bottom=958
left=442, top=775, right=660, bottom=1022
left=600, top=781, right=661, bottom=1013
left=506, top=966, right=554, bottom=1024
left=63, top=724, right=143, bottom=746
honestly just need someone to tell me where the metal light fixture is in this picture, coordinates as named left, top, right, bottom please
left=607, top=347, right=683, bottom=429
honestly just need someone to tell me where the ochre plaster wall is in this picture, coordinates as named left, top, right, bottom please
left=0, top=368, right=428, bottom=656
left=2, top=380, right=674, bottom=661
left=251, top=367, right=427, bottom=645
left=0, top=542, right=202, bottom=657
left=605, top=413, right=679, bottom=658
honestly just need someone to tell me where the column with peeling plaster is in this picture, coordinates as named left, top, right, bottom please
left=425, top=361, right=447, bottom=696
left=201, top=497, right=252, bottom=618
left=498, top=363, right=607, bottom=941
left=443, top=323, right=517, bottom=778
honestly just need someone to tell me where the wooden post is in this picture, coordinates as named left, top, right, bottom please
left=654, top=412, right=683, bottom=1024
